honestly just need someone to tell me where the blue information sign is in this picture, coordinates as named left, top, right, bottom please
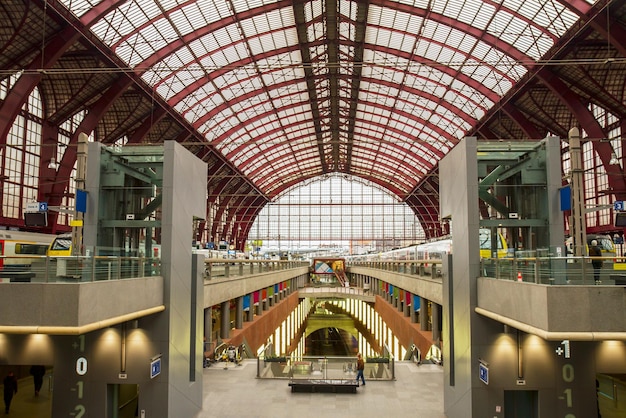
left=150, top=357, right=161, bottom=379
left=479, top=363, right=489, bottom=385
left=38, top=202, right=48, bottom=212
left=614, top=201, right=625, bottom=211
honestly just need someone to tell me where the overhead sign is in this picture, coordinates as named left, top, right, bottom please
left=614, top=201, right=625, bottom=211
left=25, top=202, right=48, bottom=213
left=25, top=202, right=40, bottom=213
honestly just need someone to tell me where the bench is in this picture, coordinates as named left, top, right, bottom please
left=288, top=379, right=359, bottom=393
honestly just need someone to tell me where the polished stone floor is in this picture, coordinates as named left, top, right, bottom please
left=4, top=361, right=444, bottom=418
left=200, top=360, right=446, bottom=418
left=6, top=363, right=626, bottom=417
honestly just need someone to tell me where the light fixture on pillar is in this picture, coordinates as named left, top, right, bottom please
left=609, top=152, right=620, bottom=165
left=47, top=157, right=59, bottom=170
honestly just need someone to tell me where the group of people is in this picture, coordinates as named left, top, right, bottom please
left=2, top=366, right=46, bottom=414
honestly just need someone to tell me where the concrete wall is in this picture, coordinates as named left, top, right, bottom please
left=478, top=277, right=626, bottom=333
left=48, top=141, right=206, bottom=418
left=0, top=278, right=163, bottom=329
left=439, top=137, right=487, bottom=418
left=374, top=295, right=434, bottom=360
left=157, top=141, right=206, bottom=417
left=204, top=267, right=309, bottom=307
left=439, top=137, right=621, bottom=418
left=226, top=291, right=302, bottom=353
left=349, top=266, right=442, bottom=305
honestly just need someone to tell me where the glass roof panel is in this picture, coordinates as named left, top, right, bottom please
left=58, top=0, right=103, bottom=17
left=57, top=0, right=596, bottom=197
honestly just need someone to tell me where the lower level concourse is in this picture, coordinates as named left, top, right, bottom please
left=1, top=360, right=446, bottom=418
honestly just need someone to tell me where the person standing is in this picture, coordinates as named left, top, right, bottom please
left=29, top=365, right=46, bottom=396
left=3, top=371, right=17, bottom=414
left=589, top=239, right=603, bottom=284
left=356, top=353, right=365, bottom=386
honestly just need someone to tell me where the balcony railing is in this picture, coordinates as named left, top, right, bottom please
left=204, top=259, right=309, bottom=280
left=257, top=354, right=395, bottom=381
left=347, top=260, right=442, bottom=278
left=480, top=255, right=624, bottom=285
left=0, top=255, right=161, bottom=283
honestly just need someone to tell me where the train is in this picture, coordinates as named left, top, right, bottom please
left=0, top=230, right=55, bottom=269
left=0, top=230, right=164, bottom=280
left=348, top=228, right=508, bottom=262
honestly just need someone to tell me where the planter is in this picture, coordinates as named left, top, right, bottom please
left=366, top=357, right=389, bottom=363
left=264, top=356, right=287, bottom=363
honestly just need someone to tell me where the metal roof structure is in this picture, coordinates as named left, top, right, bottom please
left=0, top=0, right=625, bottom=245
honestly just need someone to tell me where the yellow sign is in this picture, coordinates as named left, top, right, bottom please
left=70, top=220, right=83, bottom=227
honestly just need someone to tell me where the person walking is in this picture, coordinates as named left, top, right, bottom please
left=3, top=371, right=17, bottom=414
left=356, top=353, right=365, bottom=386
left=29, top=365, right=46, bottom=396
left=589, top=239, right=603, bottom=284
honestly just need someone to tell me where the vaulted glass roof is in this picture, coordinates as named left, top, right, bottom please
left=59, top=0, right=593, bottom=199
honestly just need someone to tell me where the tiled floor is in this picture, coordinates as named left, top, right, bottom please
left=200, top=360, right=446, bottom=418
left=7, top=361, right=445, bottom=417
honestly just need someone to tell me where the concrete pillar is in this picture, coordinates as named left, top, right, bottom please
left=247, top=304, right=254, bottom=322
left=432, top=303, right=441, bottom=342
left=220, top=300, right=230, bottom=339
left=420, top=297, right=429, bottom=331
left=204, top=307, right=212, bottom=342
left=235, top=296, right=243, bottom=329
left=256, top=303, right=263, bottom=316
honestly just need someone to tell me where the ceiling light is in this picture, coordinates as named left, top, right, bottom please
left=609, top=152, right=619, bottom=166
left=48, top=157, right=59, bottom=170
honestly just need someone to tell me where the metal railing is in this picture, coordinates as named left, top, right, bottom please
left=0, top=255, right=161, bottom=283
left=204, top=259, right=308, bottom=280
left=347, top=260, right=443, bottom=278
left=257, top=354, right=395, bottom=381
left=480, top=255, right=622, bottom=285
left=349, top=255, right=625, bottom=286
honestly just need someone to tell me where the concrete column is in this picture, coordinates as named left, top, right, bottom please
left=410, top=304, right=417, bottom=323
left=420, top=297, right=429, bottom=331
left=220, top=300, right=230, bottom=339
left=204, top=307, right=213, bottom=342
left=235, top=296, right=243, bottom=329
left=256, top=303, right=263, bottom=316
left=432, top=303, right=441, bottom=342
left=247, top=303, right=254, bottom=322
